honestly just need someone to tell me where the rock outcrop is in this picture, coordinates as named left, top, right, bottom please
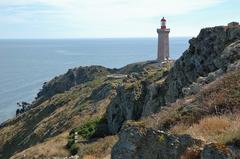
left=107, top=25, right=240, bottom=135
left=165, top=25, right=240, bottom=103
left=111, top=23, right=240, bottom=159
left=112, top=123, right=240, bottom=159
left=107, top=70, right=168, bottom=134
left=36, top=66, right=113, bottom=103
left=107, top=82, right=146, bottom=133
left=111, top=122, right=202, bottom=159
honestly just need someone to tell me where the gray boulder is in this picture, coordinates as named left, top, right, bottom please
left=201, top=143, right=237, bottom=159
left=111, top=122, right=202, bottom=159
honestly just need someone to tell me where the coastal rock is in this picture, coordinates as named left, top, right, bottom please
left=107, top=25, right=240, bottom=135
left=107, top=80, right=166, bottom=134
left=201, top=143, right=235, bottom=159
left=141, top=83, right=165, bottom=117
left=182, top=69, right=224, bottom=96
left=110, top=23, right=240, bottom=159
left=182, top=82, right=201, bottom=96
left=107, top=83, right=145, bottom=134
left=111, top=122, right=202, bottom=159
left=165, top=26, right=240, bottom=103
left=89, top=83, right=114, bottom=101
left=36, top=66, right=113, bottom=103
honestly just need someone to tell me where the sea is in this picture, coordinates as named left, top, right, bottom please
left=0, top=37, right=190, bottom=123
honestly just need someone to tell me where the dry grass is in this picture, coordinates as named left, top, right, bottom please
left=143, top=70, right=240, bottom=145
left=144, top=71, right=240, bottom=133
left=171, top=114, right=240, bottom=144
left=10, top=132, right=69, bottom=159
left=83, top=155, right=96, bottom=159
left=143, top=95, right=199, bottom=130
left=199, top=70, right=240, bottom=114
left=77, top=135, right=117, bottom=159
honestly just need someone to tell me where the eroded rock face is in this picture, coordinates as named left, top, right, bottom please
left=111, top=123, right=202, bottom=159
left=107, top=83, right=145, bottom=134
left=36, top=66, right=113, bottom=103
left=141, top=83, right=165, bottom=117
left=201, top=143, right=238, bottom=159
left=181, top=40, right=240, bottom=97
left=89, top=83, right=115, bottom=102
left=165, top=26, right=240, bottom=103
left=112, top=124, right=240, bottom=159
left=219, top=40, right=240, bottom=70
left=107, top=81, right=166, bottom=134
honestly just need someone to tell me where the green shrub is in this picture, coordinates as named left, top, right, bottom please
left=67, top=117, right=108, bottom=154
left=75, top=117, right=107, bottom=139
left=70, top=117, right=108, bottom=140
left=69, top=144, right=78, bottom=155
left=66, top=139, right=75, bottom=149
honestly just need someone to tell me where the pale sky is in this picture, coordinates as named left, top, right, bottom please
left=0, top=0, right=239, bottom=38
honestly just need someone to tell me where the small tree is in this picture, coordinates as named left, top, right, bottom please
left=16, top=101, right=31, bottom=116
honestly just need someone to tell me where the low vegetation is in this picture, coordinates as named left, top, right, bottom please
left=71, top=117, right=108, bottom=139
left=16, top=101, right=31, bottom=116
left=171, top=114, right=240, bottom=143
left=78, top=136, right=117, bottom=158
left=67, top=116, right=109, bottom=155
left=144, top=69, right=240, bottom=145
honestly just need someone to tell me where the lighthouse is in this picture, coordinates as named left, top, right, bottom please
left=157, top=17, right=170, bottom=62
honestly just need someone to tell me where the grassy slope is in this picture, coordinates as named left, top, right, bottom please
left=0, top=76, right=116, bottom=159
left=0, top=61, right=164, bottom=159
left=143, top=69, right=240, bottom=144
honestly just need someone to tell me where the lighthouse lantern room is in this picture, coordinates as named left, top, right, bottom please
left=161, top=17, right=166, bottom=29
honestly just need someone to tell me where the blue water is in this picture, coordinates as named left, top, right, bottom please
left=0, top=37, right=190, bottom=123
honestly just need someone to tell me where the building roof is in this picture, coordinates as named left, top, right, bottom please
left=161, top=17, right=166, bottom=22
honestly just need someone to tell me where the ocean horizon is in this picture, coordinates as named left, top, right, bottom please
left=0, top=37, right=190, bottom=123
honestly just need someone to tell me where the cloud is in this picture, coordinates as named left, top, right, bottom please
left=1, top=0, right=224, bottom=20
left=0, top=0, right=225, bottom=37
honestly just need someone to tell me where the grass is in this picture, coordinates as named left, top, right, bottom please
left=170, top=115, right=240, bottom=143
left=0, top=74, right=115, bottom=159
left=199, top=70, right=240, bottom=114
left=143, top=70, right=240, bottom=145
left=146, top=64, right=171, bottom=82
left=10, top=132, right=69, bottom=159
left=79, top=136, right=117, bottom=159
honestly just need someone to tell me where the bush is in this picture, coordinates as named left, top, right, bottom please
left=72, top=117, right=108, bottom=139
left=66, top=139, right=75, bottom=149
left=67, top=117, right=109, bottom=155
left=69, top=144, right=78, bottom=155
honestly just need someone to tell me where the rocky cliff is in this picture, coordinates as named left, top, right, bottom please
left=0, top=22, right=240, bottom=159
left=165, top=25, right=240, bottom=103
left=35, top=66, right=114, bottom=104
left=112, top=23, right=240, bottom=158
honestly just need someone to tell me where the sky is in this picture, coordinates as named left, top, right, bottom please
left=0, top=0, right=239, bottom=38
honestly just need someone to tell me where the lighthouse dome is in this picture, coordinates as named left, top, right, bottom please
left=161, top=17, right=166, bottom=22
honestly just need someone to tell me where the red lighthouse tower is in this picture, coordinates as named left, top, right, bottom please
left=157, top=17, right=170, bottom=61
